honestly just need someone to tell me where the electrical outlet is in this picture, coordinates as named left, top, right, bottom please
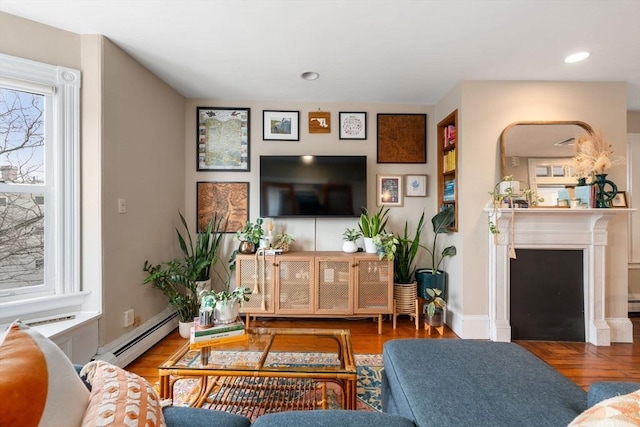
left=123, top=309, right=134, bottom=327
left=118, top=199, right=126, bottom=214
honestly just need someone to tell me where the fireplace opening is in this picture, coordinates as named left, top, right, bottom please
left=510, top=249, right=585, bottom=341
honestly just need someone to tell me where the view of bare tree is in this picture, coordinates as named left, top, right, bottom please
left=0, top=88, right=45, bottom=291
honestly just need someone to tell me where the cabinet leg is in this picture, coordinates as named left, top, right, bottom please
left=392, top=299, right=397, bottom=329
left=378, top=314, right=383, bottom=334
left=414, top=299, right=420, bottom=330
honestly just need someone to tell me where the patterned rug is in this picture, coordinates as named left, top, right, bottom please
left=167, top=352, right=383, bottom=420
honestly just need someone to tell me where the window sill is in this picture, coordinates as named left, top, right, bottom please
left=0, top=291, right=90, bottom=326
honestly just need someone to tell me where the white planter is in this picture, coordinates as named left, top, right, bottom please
left=342, top=240, right=358, bottom=253
left=363, top=237, right=377, bottom=254
left=178, top=321, right=193, bottom=339
left=214, top=299, right=240, bottom=324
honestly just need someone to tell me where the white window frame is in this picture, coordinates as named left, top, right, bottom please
left=0, top=54, right=83, bottom=321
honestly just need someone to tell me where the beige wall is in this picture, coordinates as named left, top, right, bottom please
left=183, top=100, right=436, bottom=293
left=0, top=12, right=80, bottom=68
left=1, top=13, right=186, bottom=346
left=628, top=111, right=640, bottom=133
left=440, top=81, right=629, bottom=340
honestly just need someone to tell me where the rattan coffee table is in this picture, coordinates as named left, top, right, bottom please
left=158, top=327, right=357, bottom=415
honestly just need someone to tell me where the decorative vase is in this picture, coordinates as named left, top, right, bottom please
left=363, top=237, right=377, bottom=254
left=342, top=240, right=357, bottom=253
left=214, top=299, right=239, bottom=324
left=178, top=321, right=193, bottom=339
left=238, top=241, right=256, bottom=254
left=592, top=173, right=617, bottom=208
left=576, top=177, right=588, bottom=186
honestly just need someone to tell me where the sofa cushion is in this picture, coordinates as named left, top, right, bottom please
left=569, top=387, right=640, bottom=426
left=163, top=406, right=251, bottom=427
left=252, top=410, right=415, bottom=427
left=80, top=360, right=165, bottom=427
left=587, top=381, right=640, bottom=408
left=383, top=339, right=587, bottom=427
left=0, top=320, right=90, bottom=427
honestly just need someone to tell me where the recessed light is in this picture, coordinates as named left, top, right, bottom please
left=301, top=71, right=320, bottom=81
left=564, top=52, right=591, bottom=63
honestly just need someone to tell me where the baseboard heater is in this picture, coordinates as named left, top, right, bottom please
left=94, top=309, right=178, bottom=368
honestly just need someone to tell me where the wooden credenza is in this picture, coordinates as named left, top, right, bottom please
left=235, top=251, right=393, bottom=334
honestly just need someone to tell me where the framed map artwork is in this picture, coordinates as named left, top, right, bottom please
left=197, top=182, right=249, bottom=233
left=197, top=107, right=250, bottom=171
left=339, top=112, right=367, bottom=140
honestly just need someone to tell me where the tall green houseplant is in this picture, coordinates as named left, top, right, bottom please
left=142, top=211, right=226, bottom=324
left=393, top=212, right=426, bottom=284
left=416, top=206, right=457, bottom=300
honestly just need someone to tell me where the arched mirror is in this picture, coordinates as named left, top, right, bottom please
left=500, top=121, right=594, bottom=206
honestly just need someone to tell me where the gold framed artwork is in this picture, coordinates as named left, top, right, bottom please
left=308, top=111, right=331, bottom=133
left=377, top=113, right=427, bottom=163
left=611, top=191, right=628, bottom=208
left=197, top=182, right=249, bottom=233
left=377, top=174, right=403, bottom=207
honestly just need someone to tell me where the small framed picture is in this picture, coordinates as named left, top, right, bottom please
left=308, top=111, right=331, bottom=133
left=339, top=112, right=367, bottom=140
left=405, top=174, right=428, bottom=197
left=263, top=110, right=300, bottom=141
left=611, top=191, right=628, bottom=208
left=377, top=174, right=403, bottom=207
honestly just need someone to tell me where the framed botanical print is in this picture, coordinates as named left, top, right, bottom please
left=405, top=174, right=428, bottom=197
left=196, top=181, right=249, bottom=233
left=197, top=107, right=250, bottom=171
left=263, top=110, right=300, bottom=141
left=339, top=112, right=367, bottom=140
left=377, top=174, right=403, bottom=207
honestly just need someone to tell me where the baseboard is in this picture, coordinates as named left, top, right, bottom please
left=447, top=309, right=490, bottom=339
left=94, top=308, right=178, bottom=367
left=607, top=317, right=634, bottom=343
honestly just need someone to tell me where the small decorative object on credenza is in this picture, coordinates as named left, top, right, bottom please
left=571, top=129, right=624, bottom=208
left=342, top=228, right=362, bottom=253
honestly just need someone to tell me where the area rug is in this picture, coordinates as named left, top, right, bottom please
left=167, top=352, right=383, bottom=420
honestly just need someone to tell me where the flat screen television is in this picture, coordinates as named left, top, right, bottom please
left=260, top=155, right=367, bottom=217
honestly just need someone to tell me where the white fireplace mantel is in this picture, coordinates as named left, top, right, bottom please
left=484, top=207, right=633, bottom=346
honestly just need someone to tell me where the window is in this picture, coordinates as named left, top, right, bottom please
left=0, top=54, right=81, bottom=317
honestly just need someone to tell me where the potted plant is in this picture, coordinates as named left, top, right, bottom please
left=272, top=232, right=295, bottom=252
left=358, top=206, right=390, bottom=253
left=393, top=212, right=426, bottom=285
left=200, top=269, right=251, bottom=325
left=424, top=287, right=446, bottom=327
left=342, top=228, right=361, bottom=253
left=235, top=218, right=264, bottom=254
left=415, top=207, right=457, bottom=303
left=372, top=232, right=398, bottom=260
left=142, top=211, right=226, bottom=337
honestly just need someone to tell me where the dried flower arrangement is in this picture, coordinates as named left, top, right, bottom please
left=571, top=130, right=624, bottom=177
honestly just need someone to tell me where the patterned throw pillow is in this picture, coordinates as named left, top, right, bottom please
left=80, top=360, right=166, bottom=427
left=569, top=388, right=640, bottom=426
left=0, top=320, right=90, bottom=427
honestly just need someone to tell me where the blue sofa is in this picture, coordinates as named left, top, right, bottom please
left=382, top=339, right=639, bottom=427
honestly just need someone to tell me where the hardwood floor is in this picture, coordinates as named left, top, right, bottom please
left=125, top=315, right=640, bottom=391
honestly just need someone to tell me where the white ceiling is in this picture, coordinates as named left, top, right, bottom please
left=2, top=0, right=639, bottom=110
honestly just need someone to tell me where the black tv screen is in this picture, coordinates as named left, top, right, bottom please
left=260, top=155, right=367, bottom=217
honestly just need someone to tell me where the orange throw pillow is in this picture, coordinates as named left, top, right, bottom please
left=0, top=320, right=89, bottom=427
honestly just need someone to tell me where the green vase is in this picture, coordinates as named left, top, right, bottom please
left=593, top=173, right=617, bottom=208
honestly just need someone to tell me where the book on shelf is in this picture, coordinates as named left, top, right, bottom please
left=443, top=124, right=456, bottom=148
left=189, top=332, right=248, bottom=350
